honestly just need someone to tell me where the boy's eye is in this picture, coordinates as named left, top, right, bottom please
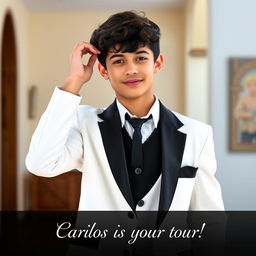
left=113, top=59, right=124, bottom=64
left=137, top=56, right=147, bottom=61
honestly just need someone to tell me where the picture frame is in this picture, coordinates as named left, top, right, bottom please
left=229, top=58, right=256, bottom=151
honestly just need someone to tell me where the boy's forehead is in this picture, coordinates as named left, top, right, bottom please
left=107, top=45, right=153, bottom=56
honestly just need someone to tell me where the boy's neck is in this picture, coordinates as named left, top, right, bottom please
left=116, top=93, right=155, bottom=117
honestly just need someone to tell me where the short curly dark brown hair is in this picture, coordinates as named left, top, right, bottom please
left=90, top=11, right=161, bottom=69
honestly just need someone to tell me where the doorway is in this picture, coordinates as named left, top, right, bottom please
left=1, top=11, right=17, bottom=210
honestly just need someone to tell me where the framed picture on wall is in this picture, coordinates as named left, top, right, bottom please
left=229, top=58, right=256, bottom=151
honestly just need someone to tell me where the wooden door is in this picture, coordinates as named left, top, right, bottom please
left=30, top=171, right=82, bottom=211
left=1, top=12, right=17, bottom=210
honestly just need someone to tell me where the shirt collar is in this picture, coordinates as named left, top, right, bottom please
left=116, top=96, right=160, bottom=128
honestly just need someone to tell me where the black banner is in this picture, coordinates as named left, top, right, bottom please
left=0, top=211, right=255, bottom=256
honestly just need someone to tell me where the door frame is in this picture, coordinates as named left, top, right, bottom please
left=1, top=11, right=17, bottom=210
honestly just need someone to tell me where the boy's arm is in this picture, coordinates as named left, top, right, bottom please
left=189, top=126, right=226, bottom=255
left=26, top=42, right=100, bottom=177
left=190, top=126, right=224, bottom=210
left=25, top=87, right=84, bottom=176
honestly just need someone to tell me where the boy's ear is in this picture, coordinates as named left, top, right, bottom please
left=98, top=63, right=109, bottom=80
left=154, top=54, right=164, bottom=73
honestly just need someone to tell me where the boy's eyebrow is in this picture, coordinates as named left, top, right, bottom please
left=109, top=50, right=150, bottom=60
left=109, top=54, right=124, bottom=60
left=135, top=50, right=150, bottom=55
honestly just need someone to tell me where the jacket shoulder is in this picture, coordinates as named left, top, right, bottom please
left=171, top=111, right=211, bottom=136
left=76, top=104, right=105, bottom=120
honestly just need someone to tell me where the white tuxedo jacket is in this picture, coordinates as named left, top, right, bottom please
left=26, top=87, right=224, bottom=216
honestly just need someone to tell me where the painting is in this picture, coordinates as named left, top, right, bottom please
left=229, top=58, right=256, bottom=151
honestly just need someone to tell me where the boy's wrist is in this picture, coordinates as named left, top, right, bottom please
left=60, top=76, right=84, bottom=95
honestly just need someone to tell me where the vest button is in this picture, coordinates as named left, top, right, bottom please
left=134, top=167, right=143, bottom=175
left=137, top=200, right=144, bottom=207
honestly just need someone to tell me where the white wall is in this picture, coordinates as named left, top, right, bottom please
left=209, top=0, right=256, bottom=209
left=184, top=0, right=208, bottom=123
left=0, top=0, right=29, bottom=210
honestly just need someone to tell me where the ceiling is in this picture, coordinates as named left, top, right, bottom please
left=21, top=0, right=186, bottom=12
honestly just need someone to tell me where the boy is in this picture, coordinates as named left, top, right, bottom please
left=26, top=11, right=224, bottom=215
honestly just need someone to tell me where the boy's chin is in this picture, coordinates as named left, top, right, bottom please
left=116, top=90, right=152, bottom=101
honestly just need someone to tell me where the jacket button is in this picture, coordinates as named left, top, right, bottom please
left=134, top=168, right=142, bottom=175
left=137, top=200, right=144, bottom=207
left=128, top=211, right=135, bottom=219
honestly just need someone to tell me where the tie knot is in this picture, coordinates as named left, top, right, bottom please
left=125, top=113, right=152, bottom=129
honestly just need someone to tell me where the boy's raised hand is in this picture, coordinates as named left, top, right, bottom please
left=61, top=42, right=101, bottom=95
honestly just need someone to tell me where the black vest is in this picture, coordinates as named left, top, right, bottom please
left=122, top=125, right=162, bottom=205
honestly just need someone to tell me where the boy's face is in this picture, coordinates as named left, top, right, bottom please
left=98, top=45, right=163, bottom=101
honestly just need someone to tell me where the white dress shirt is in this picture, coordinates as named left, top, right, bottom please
left=116, top=97, right=160, bottom=143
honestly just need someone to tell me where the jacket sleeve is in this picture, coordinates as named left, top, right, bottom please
left=25, top=86, right=84, bottom=177
left=190, top=125, right=224, bottom=210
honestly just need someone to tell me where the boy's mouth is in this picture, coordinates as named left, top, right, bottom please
left=123, top=79, right=143, bottom=86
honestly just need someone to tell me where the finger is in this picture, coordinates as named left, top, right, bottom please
left=87, top=54, right=98, bottom=68
left=76, top=42, right=100, bottom=54
left=82, top=42, right=101, bottom=54
left=72, top=43, right=79, bottom=51
left=70, top=47, right=94, bottom=63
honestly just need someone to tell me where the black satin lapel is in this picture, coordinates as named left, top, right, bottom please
left=98, top=101, right=135, bottom=211
left=157, top=102, right=187, bottom=227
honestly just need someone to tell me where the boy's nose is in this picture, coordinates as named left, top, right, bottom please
left=125, top=63, right=138, bottom=76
